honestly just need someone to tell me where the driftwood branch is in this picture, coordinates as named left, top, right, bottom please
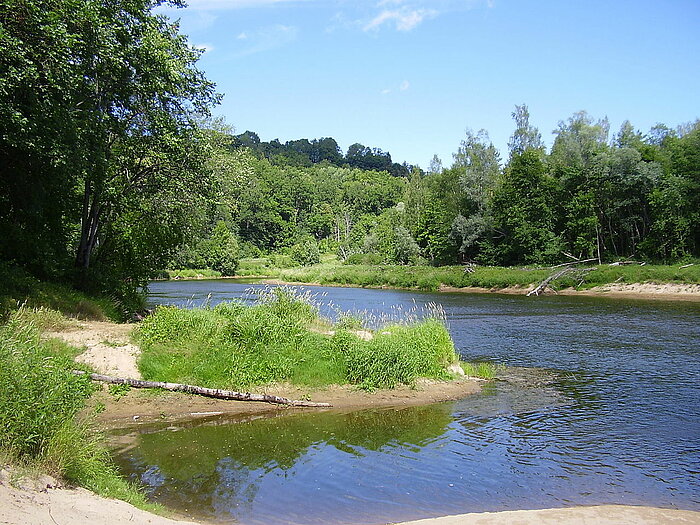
left=680, top=263, right=694, bottom=269
left=527, top=267, right=595, bottom=297
left=73, top=371, right=332, bottom=407
left=550, top=258, right=598, bottom=269
left=608, top=260, right=646, bottom=266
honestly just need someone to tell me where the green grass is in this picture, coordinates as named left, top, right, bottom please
left=0, top=310, right=157, bottom=512
left=460, top=361, right=501, bottom=379
left=267, top=260, right=700, bottom=292
left=0, top=264, right=121, bottom=322
left=136, top=289, right=465, bottom=391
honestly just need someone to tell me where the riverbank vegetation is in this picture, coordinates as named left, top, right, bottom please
left=136, top=289, right=486, bottom=391
left=0, top=309, right=157, bottom=511
left=264, top=260, right=700, bottom=292
left=2, top=0, right=699, bottom=311
left=168, top=110, right=700, bottom=281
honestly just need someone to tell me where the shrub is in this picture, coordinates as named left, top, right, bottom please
left=290, top=238, right=321, bottom=266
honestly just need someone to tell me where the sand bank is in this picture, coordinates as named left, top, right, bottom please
left=394, top=505, right=700, bottom=524
left=3, top=471, right=698, bottom=525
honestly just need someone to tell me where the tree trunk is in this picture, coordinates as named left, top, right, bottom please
left=73, top=371, right=332, bottom=407
left=74, top=180, right=102, bottom=288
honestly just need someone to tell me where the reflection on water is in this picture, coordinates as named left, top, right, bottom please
left=111, top=405, right=455, bottom=524
left=112, top=281, right=700, bottom=523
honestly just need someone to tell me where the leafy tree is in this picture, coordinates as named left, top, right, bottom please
left=393, top=226, right=420, bottom=265
left=484, top=151, right=561, bottom=265
left=507, top=104, right=544, bottom=157
left=203, top=222, right=239, bottom=276
left=642, top=122, right=700, bottom=259
left=290, top=237, right=320, bottom=266
left=0, top=0, right=219, bottom=305
left=450, top=129, right=500, bottom=258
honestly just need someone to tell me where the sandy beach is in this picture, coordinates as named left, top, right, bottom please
left=3, top=472, right=699, bottom=525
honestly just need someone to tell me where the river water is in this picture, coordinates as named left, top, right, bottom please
left=109, top=280, right=700, bottom=524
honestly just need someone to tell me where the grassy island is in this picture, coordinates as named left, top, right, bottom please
left=136, top=288, right=487, bottom=391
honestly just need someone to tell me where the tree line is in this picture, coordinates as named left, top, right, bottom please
left=179, top=108, right=699, bottom=273
left=1, top=0, right=698, bottom=309
left=231, top=131, right=413, bottom=177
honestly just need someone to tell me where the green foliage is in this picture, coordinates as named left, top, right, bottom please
left=460, top=361, right=501, bottom=379
left=0, top=318, right=93, bottom=458
left=273, top=260, right=700, bottom=291
left=136, top=291, right=458, bottom=390
left=484, top=151, right=562, bottom=265
left=0, top=0, right=219, bottom=304
left=290, top=237, right=321, bottom=266
left=0, top=264, right=121, bottom=322
left=108, top=383, right=131, bottom=401
left=0, top=312, right=156, bottom=510
left=342, top=320, right=456, bottom=390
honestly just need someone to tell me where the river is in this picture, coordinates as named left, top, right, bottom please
left=109, top=279, right=700, bottom=524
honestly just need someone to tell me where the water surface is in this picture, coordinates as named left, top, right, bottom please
left=111, top=280, right=700, bottom=523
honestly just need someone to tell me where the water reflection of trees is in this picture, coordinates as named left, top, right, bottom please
left=113, top=404, right=453, bottom=520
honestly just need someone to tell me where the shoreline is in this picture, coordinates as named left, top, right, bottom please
left=91, top=377, right=483, bottom=429
left=43, top=321, right=484, bottom=429
left=155, top=273, right=700, bottom=301
left=3, top=470, right=699, bottom=525
left=261, top=278, right=700, bottom=302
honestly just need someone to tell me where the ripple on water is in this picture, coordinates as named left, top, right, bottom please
left=114, top=282, right=700, bottom=523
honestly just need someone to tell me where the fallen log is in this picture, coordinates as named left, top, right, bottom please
left=72, top=370, right=332, bottom=407
left=680, top=263, right=694, bottom=269
left=527, top=268, right=574, bottom=296
left=549, top=258, right=598, bottom=269
left=527, top=267, right=595, bottom=297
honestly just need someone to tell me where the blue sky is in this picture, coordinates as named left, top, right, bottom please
left=160, top=0, right=700, bottom=169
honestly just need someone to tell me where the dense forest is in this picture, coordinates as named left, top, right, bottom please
left=176, top=110, right=700, bottom=273
left=1, top=0, right=698, bottom=308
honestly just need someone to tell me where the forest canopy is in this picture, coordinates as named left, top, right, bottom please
left=184, top=111, right=699, bottom=272
left=1, top=0, right=698, bottom=308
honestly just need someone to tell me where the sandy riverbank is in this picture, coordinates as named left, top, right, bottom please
left=396, top=505, right=700, bottom=524
left=261, top=278, right=700, bottom=301
left=3, top=471, right=699, bottom=525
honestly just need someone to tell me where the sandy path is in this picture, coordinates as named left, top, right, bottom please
left=45, top=321, right=141, bottom=379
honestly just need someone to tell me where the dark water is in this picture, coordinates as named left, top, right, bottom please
left=111, top=280, right=700, bottom=523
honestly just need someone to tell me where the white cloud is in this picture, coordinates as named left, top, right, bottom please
left=237, top=32, right=248, bottom=39
left=234, top=24, right=298, bottom=57
left=364, top=7, right=437, bottom=32
left=400, top=80, right=410, bottom=91
left=381, top=88, right=392, bottom=95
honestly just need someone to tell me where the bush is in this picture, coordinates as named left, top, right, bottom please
left=344, top=253, right=384, bottom=265
left=290, top=238, right=320, bottom=266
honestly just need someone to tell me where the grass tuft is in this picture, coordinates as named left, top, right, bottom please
left=460, top=361, right=501, bottom=379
